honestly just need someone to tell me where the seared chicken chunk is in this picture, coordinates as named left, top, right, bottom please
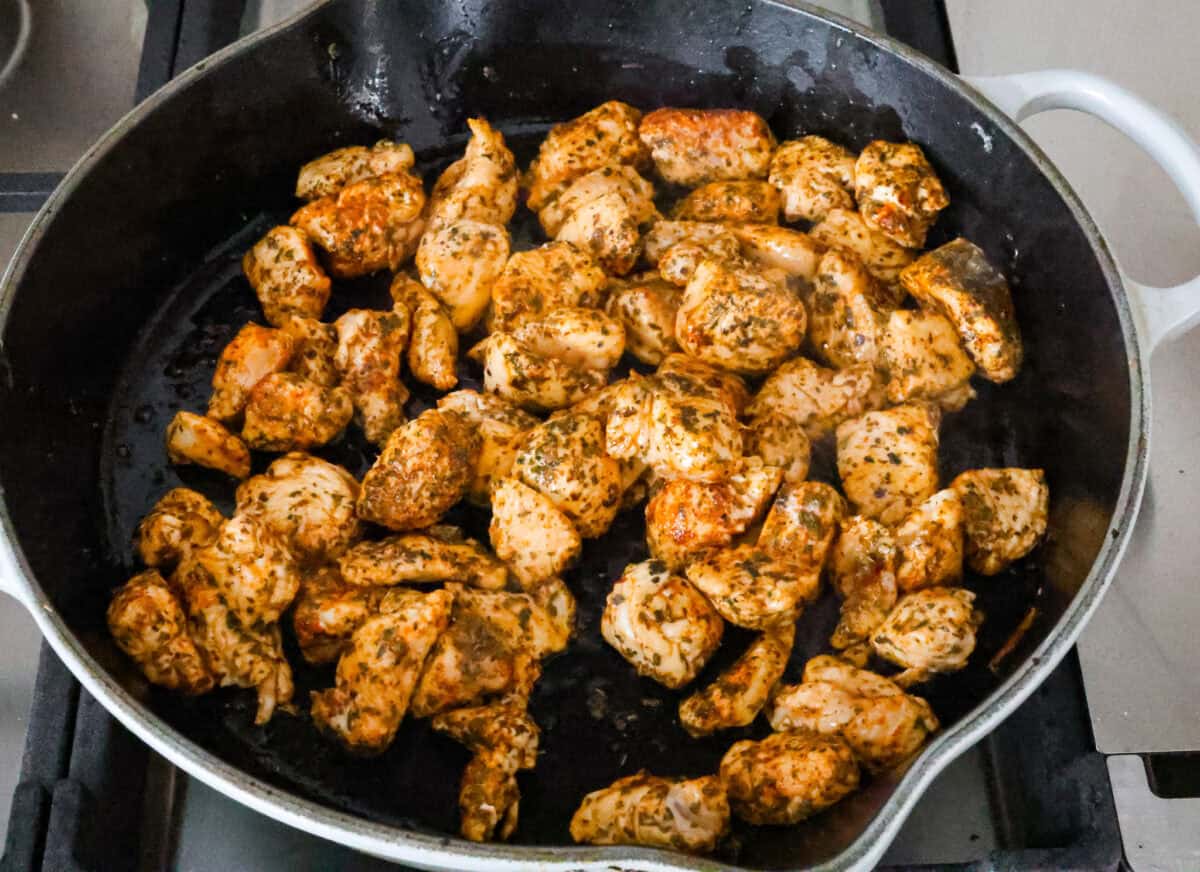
left=207, top=323, right=295, bottom=423
left=748, top=357, right=882, bottom=441
left=107, top=570, right=214, bottom=694
left=312, top=587, right=453, bottom=753
left=854, top=140, right=948, bottom=248
left=570, top=773, right=730, bottom=854
left=686, top=544, right=820, bottom=629
left=427, top=118, right=518, bottom=230
left=654, top=353, right=750, bottom=417
left=729, top=224, right=824, bottom=281
left=652, top=227, right=744, bottom=288
left=539, top=165, right=658, bottom=274
left=279, top=315, right=339, bottom=387
left=769, top=136, right=857, bottom=223
left=333, top=307, right=410, bottom=445
left=165, top=411, right=251, bottom=479
left=808, top=248, right=899, bottom=370
left=195, top=514, right=300, bottom=626
left=135, top=487, right=224, bottom=570
left=605, top=272, right=681, bottom=365
left=639, top=108, right=775, bottom=186
left=744, top=413, right=811, bottom=483
left=242, top=226, right=332, bottom=326
left=489, top=477, right=582, bottom=589
left=829, top=515, right=898, bottom=653
left=295, top=139, right=415, bottom=200
left=836, top=403, right=941, bottom=526
left=895, top=488, right=964, bottom=591
left=720, top=730, right=860, bottom=825
left=759, top=481, right=846, bottom=572
left=241, top=372, right=353, bottom=452
left=871, top=587, right=984, bottom=686
left=437, top=389, right=538, bottom=505
left=900, top=238, right=1023, bottom=383
left=679, top=623, right=794, bottom=737
left=539, top=165, right=657, bottom=237
left=291, top=171, right=426, bottom=278
left=488, top=241, right=608, bottom=332
left=416, top=219, right=510, bottom=332
left=337, top=528, right=508, bottom=591
left=810, top=208, right=916, bottom=284
left=471, top=332, right=607, bottom=413
left=602, top=560, right=724, bottom=689
left=291, top=566, right=385, bottom=664
left=673, top=180, right=781, bottom=224
left=390, top=274, right=458, bottom=391
left=951, top=467, right=1049, bottom=575
left=510, top=307, right=626, bottom=372
left=357, top=409, right=480, bottom=531
left=880, top=308, right=976, bottom=410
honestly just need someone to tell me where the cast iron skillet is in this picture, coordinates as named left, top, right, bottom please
left=5, top=0, right=1197, bottom=868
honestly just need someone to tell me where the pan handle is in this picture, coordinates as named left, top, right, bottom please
left=0, top=521, right=35, bottom=609
left=964, top=69, right=1200, bottom=352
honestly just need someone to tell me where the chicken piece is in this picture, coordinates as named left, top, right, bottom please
left=290, top=171, right=426, bottom=278
left=488, top=242, right=608, bottom=332
left=654, top=353, right=750, bottom=417
left=639, top=108, right=775, bottom=186
left=836, top=403, right=941, bottom=526
left=951, top=468, right=1049, bottom=575
left=570, top=773, right=730, bottom=853
left=291, top=566, right=386, bottom=664
left=602, top=560, right=724, bottom=689
left=357, top=409, right=480, bottom=531
left=279, top=315, right=339, bottom=387
left=676, top=258, right=807, bottom=375
left=748, top=357, right=882, bottom=441
left=759, top=481, right=846, bottom=572
left=767, top=655, right=939, bottom=772
left=107, top=570, right=214, bottom=694
left=686, top=544, right=821, bottom=630
left=808, top=248, right=900, bottom=370
left=388, top=274, right=458, bottom=390
left=135, top=487, right=224, bottom=570
left=333, top=307, right=410, bottom=445
left=809, top=208, right=916, bottom=284
left=871, top=587, right=984, bottom=686
left=427, top=118, right=518, bottom=230
left=673, top=180, right=780, bottom=224
left=207, top=323, right=295, bottom=423
left=539, top=164, right=656, bottom=236
left=240, top=373, right=354, bottom=452
left=470, top=332, right=607, bottom=413
left=605, top=273, right=680, bottom=365
left=416, top=219, right=511, bottom=332
left=829, top=515, right=898, bottom=652
left=744, top=413, right=811, bottom=483
left=645, top=457, right=783, bottom=571
left=242, top=226, right=332, bottom=326
left=234, top=453, right=361, bottom=564
left=510, top=307, right=626, bottom=372
left=165, top=411, right=252, bottom=479
left=295, top=139, right=415, bottom=200
left=526, top=100, right=648, bottom=212
left=194, top=513, right=299, bottom=626
left=656, top=230, right=744, bottom=287
left=489, top=477, right=582, bottom=589
left=337, top=528, right=509, bottom=590
left=854, top=140, right=948, bottom=249
left=437, top=389, right=538, bottom=505
left=679, top=623, right=794, bottom=737
left=769, top=136, right=857, bottom=223
left=895, top=488, right=964, bottom=591
left=538, top=165, right=658, bottom=275
left=729, top=224, right=824, bottom=281
left=312, top=587, right=453, bottom=753
left=643, top=220, right=741, bottom=272
left=900, top=238, right=1023, bottom=383
left=720, top=730, right=860, bottom=825
left=879, top=308, right=976, bottom=410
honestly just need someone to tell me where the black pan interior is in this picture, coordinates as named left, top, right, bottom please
left=0, top=0, right=1130, bottom=867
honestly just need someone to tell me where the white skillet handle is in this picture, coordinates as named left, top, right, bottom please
left=964, top=69, right=1200, bottom=351
left=0, top=515, right=35, bottom=609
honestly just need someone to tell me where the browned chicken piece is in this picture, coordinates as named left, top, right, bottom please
left=645, top=457, right=783, bottom=571
left=748, top=357, right=882, bottom=441
left=488, top=241, right=608, bottom=332
left=390, top=274, right=459, bottom=391
left=194, top=513, right=300, bottom=626
left=415, top=219, right=510, bottom=332
left=357, top=408, right=480, bottom=531
left=686, top=544, right=821, bottom=630
left=951, top=467, right=1049, bottom=575
left=290, top=171, right=426, bottom=278
left=871, top=587, right=984, bottom=687
left=759, top=481, right=846, bottom=572
left=602, top=559, right=724, bottom=689
left=165, top=411, right=252, bottom=479
left=489, top=477, right=582, bottom=589
left=769, top=136, right=857, bottom=222
left=234, top=453, right=361, bottom=564
left=437, top=389, right=538, bottom=505
left=854, top=140, right=949, bottom=249
left=879, top=308, right=976, bottom=410
left=729, top=224, right=824, bottom=281
left=538, top=165, right=658, bottom=275
left=605, top=272, right=681, bottom=365
left=679, top=623, right=794, bottom=737
left=570, top=773, right=730, bottom=854
left=337, top=528, right=509, bottom=591
left=470, top=332, right=607, bottom=413
left=652, top=226, right=745, bottom=287
left=135, top=487, right=224, bottom=569
left=510, top=307, right=626, bottom=372
left=720, top=730, right=860, bottom=825
left=836, top=403, right=941, bottom=526
left=654, top=353, right=749, bottom=415
left=639, top=108, right=775, bottom=186
left=526, top=100, right=648, bottom=212
left=278, top=315, right=339, bottom=387
left=808, top=248, right=901, bottom=370
left=207, top=323, right=295, bottom=423
left=809, top=208, right=917, bottom=284
left=107, top=570, right=214, bottom=694
left=426, top=118, right=518, bottom=230
left=291, top=566, right=386, bottom=664
left=673, top=180, right=781, bottom=224
left=241, top=373, right=354, bottom=452
left=900, top=238, right=1023, bottom=383
left=295, top=140, right=415, bottom=200
left=895, top=488, right=964, bottom=591
left=829, top=515, right=898, bottom=654
left=767, top=655, right=939, bottom=772
left=242, top=226, right=332, bottom=326
left=311, top=587, right=454, bottom=753
left=539, top=165, right=656, bottom=236
left=333, top=307, right=410, bottom=445
left=744, top=412, right=811, bottom=483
